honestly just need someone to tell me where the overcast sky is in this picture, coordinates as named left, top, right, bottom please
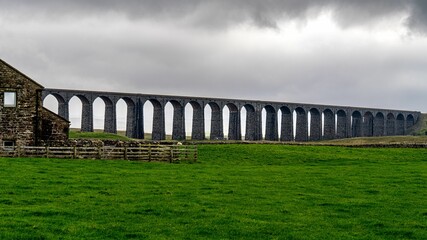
left=1, top=0, right=427, bottom=116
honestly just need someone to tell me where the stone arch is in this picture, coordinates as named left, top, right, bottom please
left=187, top=101, right=204, bottom=140
left=243, top=104, right=258, bottom=141
left=373, top=112, right=385, bottom=136
left=386, top=113, right=395, bottom=136
left=67, top=96, right=82, bottom=131
left=92, top=97, right=106, bottom=132
left=225, top=103, right=241, bottom=140
left=323, top=109, right=335, bottom=140
left=280, top=106, right=293, bottom=141
left=263, top=105, right=278, bottom=141
left=406, top=114, right=415, bottom=131
left=43, top=92, right=65, bottom=103
left=43, top=93, right=69, bottom=119
left=396, top=114, right=405, bottom=135
left=168, top=100, right=185, bottom=140
left=363, top=112, right=374, bottom=137
left=74, top=95, right=93, bottom=132
left=352, top=111, right=362, bottom=137
left=295, top=107, right=308, bottom=142
left=118, top=97, right=138, bottom=138
left=115, top=99, right=127, bottom=132
left=98, top=96, right=116, bottom=134
left=164, top=102, right=174, bottom=138
left=43, top=94, right=60, bottom=113
left=204, top=104, right=212, bottom=139
left=207, top=102, right=223, bottom=140
left=309, top=108, right=321, bottom=141
left=336, top=110, right=347, bottom=138
left=74, top=95, right=90, bottom=105
left=147, top=99, right=165, bottom=140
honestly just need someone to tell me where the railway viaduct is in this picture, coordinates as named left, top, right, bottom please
left=42, top=88, right=421, bottom=141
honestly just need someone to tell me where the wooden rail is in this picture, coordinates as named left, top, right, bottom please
left=0, top=145, right=197, bottom=163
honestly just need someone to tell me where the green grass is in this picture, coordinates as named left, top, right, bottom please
left=0, top=145, right=426, bottom=239
left=69, top=129, right=174, bottom=141
left=321, top=135, right=427, bottom=145
left=69, top=130, right=131, bottom=141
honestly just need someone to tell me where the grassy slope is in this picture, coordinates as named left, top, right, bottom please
left=70, top=114, right=427, bottom=145
left=69, top=130, right=131, bottom=141
left=0, top=145, right=426, bottom=239
left=321, top=135, right=427, bottom=145
left=69, top=130, right=167, bottom=141
left=69, top=129, right=427, bottom=145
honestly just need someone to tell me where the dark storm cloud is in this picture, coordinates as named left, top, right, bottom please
left=406, top=0, right=427, bottom=33
left=1, top=0, right=427, bottom=31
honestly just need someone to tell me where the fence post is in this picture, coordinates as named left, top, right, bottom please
left=73, top=146, right=77, bottom=159
left=124, top=146, right=128, bottom=160
left=98, top=147, right=102, bottom=159
left=46, top=146, right=49, bottom=158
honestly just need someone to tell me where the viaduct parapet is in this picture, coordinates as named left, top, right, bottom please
left=42, top=88, right=421, bottom=141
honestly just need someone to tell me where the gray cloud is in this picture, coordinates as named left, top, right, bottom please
left=1, top=0, right=427, bottom=31
left=1, top=0, right=427, bottom=117
left=406, top=0, right=427, bottom=33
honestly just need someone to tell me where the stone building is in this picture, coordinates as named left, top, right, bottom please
left=0, top=59, right=69, bottom=147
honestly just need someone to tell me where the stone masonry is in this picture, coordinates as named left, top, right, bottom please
left=42, top=88, right=421, bottom=142
left=0, top=59, right=69, bottom=146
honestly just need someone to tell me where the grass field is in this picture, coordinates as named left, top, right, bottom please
left=321, top=135, right=427, bottom=145
left=69, top=130, right=168, bottom=141
left=0, top=145, right=426, bottom=239
left=69, top=130, right=131, bottom=141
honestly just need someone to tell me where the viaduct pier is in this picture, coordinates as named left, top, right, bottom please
left=42, top=88, right=421, bottom=141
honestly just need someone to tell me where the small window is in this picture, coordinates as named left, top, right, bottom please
left=3, top=141, right=15, bottom=151
left=4, top=92, right=16, bottom=107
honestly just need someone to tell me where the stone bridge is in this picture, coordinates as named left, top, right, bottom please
left=42, top=88, right=421, bottom=141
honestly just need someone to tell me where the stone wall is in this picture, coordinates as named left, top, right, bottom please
left=39, top=108, right=70, bottom=144
left=0, top=59, right=69, bottom=146
left=0, top=60, right=42, bottom=146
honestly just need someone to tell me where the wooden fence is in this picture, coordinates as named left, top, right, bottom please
left=0, top=145, right=197, bottom=163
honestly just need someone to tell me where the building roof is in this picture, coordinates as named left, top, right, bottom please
left=0, top=58, right=45, bottom=89
left=42, top=107, right=70, bottom=123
